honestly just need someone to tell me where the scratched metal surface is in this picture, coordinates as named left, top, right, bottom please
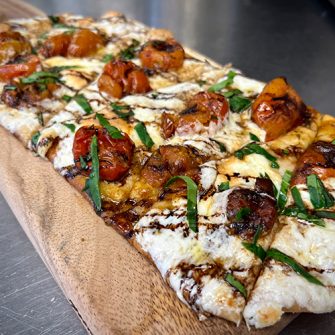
left=1, top=0, right=335, bottom=334
left=0, top=194, right=85, bottom=335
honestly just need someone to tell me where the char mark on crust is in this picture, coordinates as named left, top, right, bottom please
left=101, top=208, right=139, bottom=239
left=101, top=198, right=153, bottom=238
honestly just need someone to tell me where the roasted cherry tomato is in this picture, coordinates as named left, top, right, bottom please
left=40, top=33, right=72, bottom=58
left=291, top=141, right=335, bottom=185
left=1, top=80, right=58, bottom=108
left=226, top=181, right=277, bottom=240
left=125, top=69, right=151, bottom=94
left=103, top=60, right=135, bottom=86
left=252, top=77, right=306, bottom=142
left=67, top=29, right=104, bottom=57
left=0, top=31, right=31, bottom=65
left=97, top=73, right=123, bottom=99
left=141, top=145, right=201, bottom=189
left=161, top=92, right=228, bottom=138
left=73, top=126, right=135, bottom=182
left=139, top=39, right=185, bottom=71
left=161, top=112, right=178, bottom=139
left=0, top=55, right=40, bottom=81
left=98, top=60, right=151, bottom=98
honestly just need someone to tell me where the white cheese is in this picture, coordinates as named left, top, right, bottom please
left=244, top=262, right=335, bottom=328
left=232, top=75, right=265, bottom=97
left=199, top=161, right=217, bottom=191
left=157, top=82, right=200, bottom=95
left=53, top=135, right=75, bottom=170
left=135, top=207, right=198, bottom=276
left=43, top=57, right=104, bottom=75
left=122, top=94, right=185, bottom=111
left=272, top=217, right=335, bottom=270
left=0, top=106, right=40, bottom=144
left=197, top=275, right=245, bottom=323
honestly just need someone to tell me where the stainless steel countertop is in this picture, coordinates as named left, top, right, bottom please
left=1, top=0, right=335, bottom=334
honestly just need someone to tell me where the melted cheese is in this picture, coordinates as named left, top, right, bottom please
left=232, top=75, right=265, bottom=97
left=199, top=160, right=217, bottom=191
left=273, top=217, right=335, bottom=270
left=53, top=135, right=75, bottom=170
left=244, top=174, right=335, bottom=328
left=36, top=111, right=77, bottom=158
left=244, top=262, right=335, bottom=328
left=0, top=105, right=40, bottom=144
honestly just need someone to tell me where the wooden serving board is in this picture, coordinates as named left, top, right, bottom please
left=0, top=2, right=296, bottom=334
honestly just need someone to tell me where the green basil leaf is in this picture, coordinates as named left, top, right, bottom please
left=48, top=15, right=60, bottom=24
left=96, top=113, right=123, bottom=139
left=73, top=94, right=93, bottom=114
left=110, top=102, right=129, bottom=112
left=49, top=65, right=79, bottom=73
left=332, top=139, right=335, bottom=145
left=291, top=186, right=306, bottom=212
left=229, top=95, right=251, bottom=113
left=63, top=123, right=76, bottom=132
left=249, top=133, right=260, bottom=142
left=21, top=71, right=60, bottom=84
left=282, top=206, right=300, bottom=216
left=222, top=89, right=243, bottom=98
left=37, top=112, right=44, bottom=126
left=235, top=207, right=251, bottom=221
left=307, top=174, right=334, bottom=209
left=282, top=149, right=289, bottom=155
left=225, top=273, right=247, bottom=298
left=62, top=95, right=72, bottom=102
left=208, top=71, right=236, bottom=92
left=296, top=212, right=325, bottom=227
left=267, top=248, right=324, bottom=286
left=277, top=170, right=292, bottom=211
left=242, top=226, right=266, bottom=261
left=242, top=242, right=267, bottom=261
left=282, top=207, right=325, bottom=227
left=210, top=138, right=226, bottom=152
left=119, top=39, right=140, bottom=60
left=253, top=225, right=262, bottom=244
left=135, top=122, right=154, bottom=149
left=39, top=32, right=48, bottom=40
left=102, top=54, right=114, bottom=63
left=110, top=103, right=134, bottom=120
left=315, top=210, right=335, bottom=219
left=53, top=23, right=77, bottom=32
left=196, top=79, right=207, bottom=87
left=218, top=181, right=229, bottom=192
left=4, top=85, right=17, bottom=91
left=79, top=156, right=87, bottom=169
left=165, top=176, right=198, bottom=232
left=235, top=143, right=279, bottom=169
left=84, top=135, right=101, bottom=211
left=21, top=66, right=78, bottom=85
left=31, top=131, right=41, bottom=147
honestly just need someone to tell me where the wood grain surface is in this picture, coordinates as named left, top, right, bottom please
left=0, top=1, right=296, bottom=334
